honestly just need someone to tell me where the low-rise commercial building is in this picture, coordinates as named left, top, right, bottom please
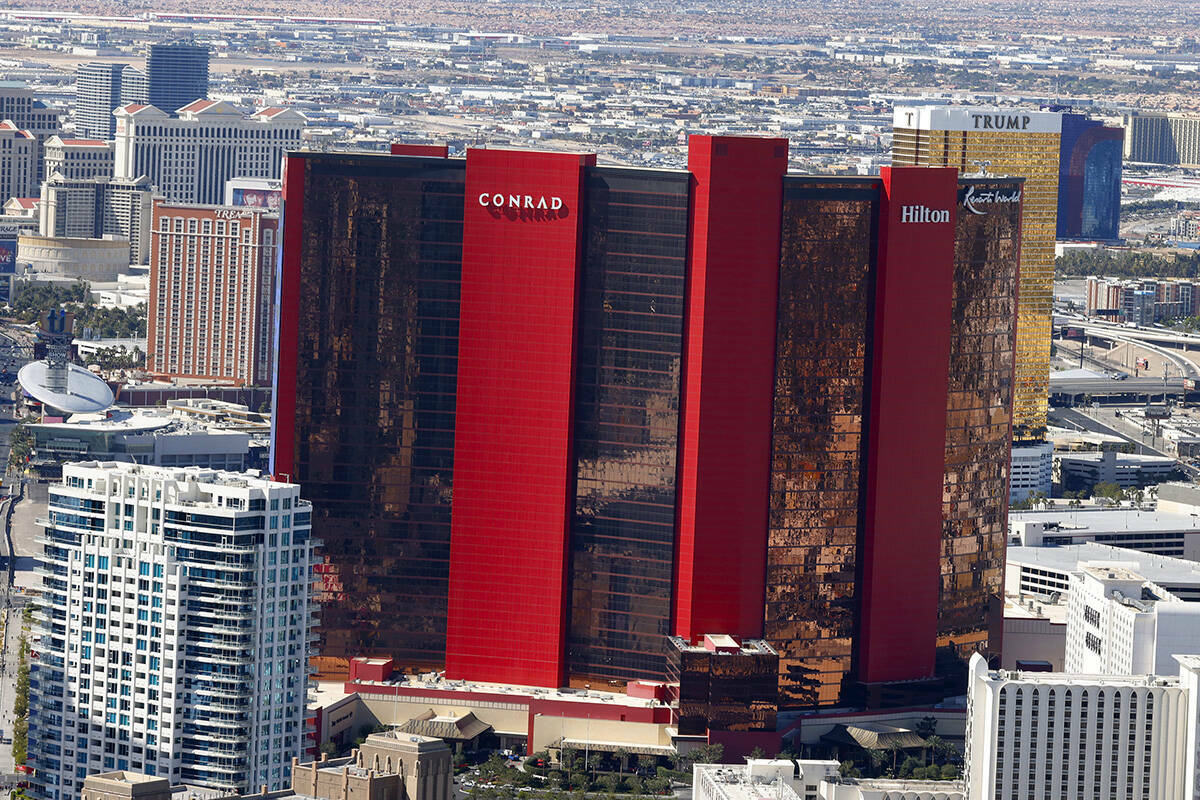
left=1010, top=506, right=1200, bottom=560
left=343, top=657, right=679, bottom=759
left=78, top=731, right=453, bottom=800
left=27, top=408, right=251, bottom=475
left=1057, top=449, right=1179, bottom=492
left=1007, top=542, right=1200, bottom=602
left=17, top=233, right=129, bottom=280
left=693, top=760, right=962, bottom=800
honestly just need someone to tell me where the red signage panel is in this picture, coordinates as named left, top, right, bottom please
left=857, top=166, right=959, bottom=684
left=390, top=142, right=450, bottom=157
left=673, top=135, right=787, bottom=642
left=446, top=148, right=596, bottom=688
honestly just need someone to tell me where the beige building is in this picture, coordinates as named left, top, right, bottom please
left=893, top=106, right=1062, bottom=441
left=287, top=733, right=452, bottom=800
left=44, top=136, right=114, bottom=180
left=17, top=233, right=129, bottom=280
left=78, top=733, right=453, bottom=800
left=80, top=772, right=172, bottom=800
left=1123, top=112, right=1200, bottom=167
left=0, top=120, right=38, bottom=202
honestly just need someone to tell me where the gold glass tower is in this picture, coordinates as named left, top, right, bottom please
left=892, top=106, right=1061, bottom=441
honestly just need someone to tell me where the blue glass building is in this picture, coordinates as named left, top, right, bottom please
left=1057, top=112, right=1123, bottom=241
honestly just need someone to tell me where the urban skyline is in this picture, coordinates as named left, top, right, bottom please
left=3, top=3, right=1200, bottom=800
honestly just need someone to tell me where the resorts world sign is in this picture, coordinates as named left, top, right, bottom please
left=961, top=185, right=1023, bottom=216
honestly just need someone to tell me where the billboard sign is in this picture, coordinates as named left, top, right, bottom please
left=0, top=223, right=18, bottom=276
left=230, top=187, right=281, bottom=210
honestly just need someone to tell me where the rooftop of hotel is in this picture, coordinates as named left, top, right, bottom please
left=982, top=665, right=1181, bottom=687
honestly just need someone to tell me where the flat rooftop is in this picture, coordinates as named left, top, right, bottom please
left=351, top=673, right=668, bottom=710
left=1004, top=595, right=1069, bottom=624
left=1011, top=507, right=1200, bottom=535
left=983, top=667, right=1180, bottom=688
left=693, top=765, right=803, bottom=800
left=1082, top=564, right=1145, bottom=583
left=1008, top=542, right=1200, bottom=586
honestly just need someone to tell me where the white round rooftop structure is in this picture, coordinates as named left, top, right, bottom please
left=18, top=360, right=115, bottom=414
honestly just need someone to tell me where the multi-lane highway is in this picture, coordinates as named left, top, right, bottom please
left=1050, top=374, right=1189, bottom=399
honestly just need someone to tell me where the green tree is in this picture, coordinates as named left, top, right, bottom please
left=838, top=760, right=861, bottom=778
left=886, top=742, right=905, bottom=776
left=645, top=777, right=671, bottom=796
left=747, top=746, right=766, bottom=760
left=599, top=774, right=621, bottom=795
left=8, top=422, right=32, bottom=471
left=688, top=742, right=725, bottom=765
left=12, top=634, right=29, bottom=765
left=1094, top=481, right=1126, bottom=504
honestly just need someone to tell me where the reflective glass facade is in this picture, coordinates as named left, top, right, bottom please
left=666, top=637, right=779, bottom=735
left=938, top=179, right=1022, bottom=683
left=567, top=168, right=690, bottom=683
left=275, top=141, right=1021, bottom=708
left=894, top=123, right=1059, bottom=441
left=283, top=154, right=464, bottom=670
left=1057, top=113, right=1123, bottom=242
left=766, top=178, right=879, bottom=708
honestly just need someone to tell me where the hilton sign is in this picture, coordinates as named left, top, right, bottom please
left=900, top=205, right=950, bottom=224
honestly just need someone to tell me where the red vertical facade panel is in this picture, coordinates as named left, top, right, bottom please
left=270, top=153, right=306, bottom=481
left=673, top=135, right=787, bottom=643
left=857, top=166, right=958, bottom=684
left=445, top=148, right=596, bottom=688
left=390, top=143, right=450, bottom=157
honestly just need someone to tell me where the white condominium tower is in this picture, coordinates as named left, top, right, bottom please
left=29, top=462, right=317, bottom=800
left=113, top=100, right=304, bottom=205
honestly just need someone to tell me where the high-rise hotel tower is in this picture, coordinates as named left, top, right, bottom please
left=273, top=136, right=1024, bottom=710
left=892, top=106, right=1061, bottom=443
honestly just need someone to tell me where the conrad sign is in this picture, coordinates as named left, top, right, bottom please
left=479, top=193, right=565, bottom=212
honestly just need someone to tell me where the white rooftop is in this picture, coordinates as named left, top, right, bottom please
left=1009, top=542, right=1200, bottom=587
left=355, top=672, right=667, bottom=710
left=1010, top=507, right=1200, bottom=535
